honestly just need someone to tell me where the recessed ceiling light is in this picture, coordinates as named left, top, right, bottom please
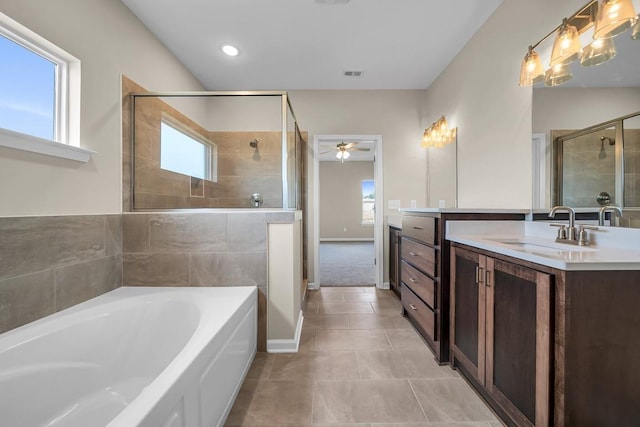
left=221, top=44, right=239, bottom=57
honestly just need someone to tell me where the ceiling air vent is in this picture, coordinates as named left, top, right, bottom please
left=344, top=70, right=363, bottom=77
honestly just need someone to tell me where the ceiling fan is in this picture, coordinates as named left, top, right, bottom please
left=320, top=142, right=371, bottom=162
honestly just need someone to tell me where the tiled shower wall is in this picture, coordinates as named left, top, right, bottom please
left=122, top=211, right=294, bottom=351
left=0, top=215, right=122, bottom=334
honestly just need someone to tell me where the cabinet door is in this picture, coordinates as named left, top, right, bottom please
left=485, top=258, right=550, bottom=427
left=389, top=228, right=400, bottom=294
left=450, top=246, right=486, bottom=385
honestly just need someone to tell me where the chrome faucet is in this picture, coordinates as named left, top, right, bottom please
left=549, top=206, right=577, bottom=240
left=598, top=205, right=623, bottom=226
left=548, top=205, right=598, bottom=246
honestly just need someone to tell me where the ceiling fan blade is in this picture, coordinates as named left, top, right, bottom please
left=319, top=151, right=332, bottom=154
left=343, top=142, right=359, bottom=149
left=350, top=148, right=371, bottom=151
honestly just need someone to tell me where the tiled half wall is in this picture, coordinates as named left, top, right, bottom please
left=123, top=211, right=296, bottom=351
left=0, top=215, right=123, bottom=334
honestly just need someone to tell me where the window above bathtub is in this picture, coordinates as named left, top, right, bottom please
left=0, top=12, right=92, bottom=162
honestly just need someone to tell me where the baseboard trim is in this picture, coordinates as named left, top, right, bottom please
left=381, top=281, right=391, bottom=290
left=267, top=310, right=304, bottom=353
left=320, top=238, right=374, bottom=242
left=307, top=282, right=319, bottom=290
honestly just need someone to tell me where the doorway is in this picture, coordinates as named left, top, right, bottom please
left=312, top=135, right=383, bottom=289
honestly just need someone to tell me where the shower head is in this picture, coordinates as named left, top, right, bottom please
left=600, top=136, right=615, bottom=145
left=249, top=138, right=259, bottom=148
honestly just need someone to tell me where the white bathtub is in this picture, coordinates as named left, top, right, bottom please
left=0, top=286, right=257, bottom=427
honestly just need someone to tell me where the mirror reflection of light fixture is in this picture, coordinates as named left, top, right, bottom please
left=421, top=116, right=457, bottom=149
left=544, top=63, right=574, bottom=86
left=519, top=0, right=637, bottom=87
left=593, top=0, right=638, bottom=39
left=632, top=14, right=640, bottom=39
left=580, top=36, right=617, bottom=66
left=550, top=18, right=582, bottom=66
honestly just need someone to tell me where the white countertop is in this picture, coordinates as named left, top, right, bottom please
left=446, top=221, right=640, bottom=271
left=387, top=214, right=403, bottom=229
left=401, top=208, right=530, bottom=214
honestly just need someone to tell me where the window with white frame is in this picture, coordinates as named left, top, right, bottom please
left=160, top=118, right=218, bottom=182
left=0, top=12, right=84, bottom=161
left=362, top=179, right=375, bottom=225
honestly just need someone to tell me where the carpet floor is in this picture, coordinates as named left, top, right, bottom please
left=319, top=241, right=375, bottom=287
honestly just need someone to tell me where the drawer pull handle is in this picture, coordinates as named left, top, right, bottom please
left=409, top=304, right=418, bottom=310
left=409, top=251, right=418, bottom=256
left=409, top=278, right=418, bottom=283
left=413, top=226, right=424, bottom=230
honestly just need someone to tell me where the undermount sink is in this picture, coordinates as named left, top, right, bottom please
left=487, top=238, right=596, bottom=255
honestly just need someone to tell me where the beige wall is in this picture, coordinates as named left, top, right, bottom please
left=422, top=0, right=584, bottom=209
left=289, top=90, right=425, bottom=283
left=0, top=0, right=204, bottom=217
left=320, top=161, right=374, bottom=240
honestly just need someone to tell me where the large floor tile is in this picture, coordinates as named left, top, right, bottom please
left=302, top=314, right=350, bottom=330
left=297, top=328, right=317, bottom=353
left=342, top=292, right=393, bottom=302
left=318, top=286, right=365, bottom=293
left=357, top=350, right=458, bottom=380
left=370, top=300, right=403, bottom=314
left=315, top=329, right=392, bottom=351
left=303, top=300, right=319, bottom=315
left=317, top=302, right=374, bottom=315
left=269, top=352, right=359, bottom=380
left=385, top=328, right=428, bottom=350
left=410, top=378, right=498, bottom=423
left=226, top=380, right=313, bottom=425
left=312, top=379, right=427, bottom=423
left=348, top=313, right=412, bottom=330
left=307, top=291, right=346, bottom=303
left=245, top=352, right=275, bottom=380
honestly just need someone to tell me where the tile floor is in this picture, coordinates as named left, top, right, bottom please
left=226, top=286, right=504, bottom=426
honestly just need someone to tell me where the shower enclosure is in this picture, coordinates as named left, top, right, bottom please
left=126, top=89, right=305, bottom=211
left=552, top=111, right=640, bottom=209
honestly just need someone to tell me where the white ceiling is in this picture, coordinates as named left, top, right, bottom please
left=121, top=0, right=503, bottom=90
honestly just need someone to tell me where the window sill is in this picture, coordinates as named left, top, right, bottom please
left=0, top=128, right=95, bottom=163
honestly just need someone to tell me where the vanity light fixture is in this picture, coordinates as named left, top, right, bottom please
left=593, top=0, right=638, bottom=39
left=549, top=18, right=582, bottom=66
left=519, top=0, right=638, bottom=87
left=421, top=116, right=456, bottom=149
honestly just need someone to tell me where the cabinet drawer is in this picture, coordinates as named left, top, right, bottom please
left=401, top=260, right=435, bottom=309
left=402, top=283, right=436, bottom=341
left=402, top=215, right=437, bottom=245
left=401, top=238, right=437, bottom=277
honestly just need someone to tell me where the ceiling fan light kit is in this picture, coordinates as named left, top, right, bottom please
left=519, top=0, right=638, bottom=88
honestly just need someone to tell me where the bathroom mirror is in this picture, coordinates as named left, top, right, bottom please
left=532, top=20, right=640, bottom=226
left=426, top=135, right=458, bottom=208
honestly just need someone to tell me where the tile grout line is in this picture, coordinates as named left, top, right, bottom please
left=407, top=378, right=431, bottom=423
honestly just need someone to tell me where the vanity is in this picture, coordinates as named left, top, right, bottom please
left=447, top=220, right=640, bottom=427
left=398, top=209, right=527, bottom=364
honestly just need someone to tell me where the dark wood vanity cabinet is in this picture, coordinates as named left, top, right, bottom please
left=389, top=226, right=401, bottom=297
left=451, top=242, right=640, bottom=427
left=451, top=245, right=551, bottom=427
left=400, top=211, right=525, bottom=364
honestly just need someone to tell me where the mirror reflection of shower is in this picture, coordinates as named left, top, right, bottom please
left=598, top=136, right=615, bottom=159
left=250, top=138, right=261, bottom=161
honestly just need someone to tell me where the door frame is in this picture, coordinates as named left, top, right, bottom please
left=311, top=134, right=384, bottom=289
